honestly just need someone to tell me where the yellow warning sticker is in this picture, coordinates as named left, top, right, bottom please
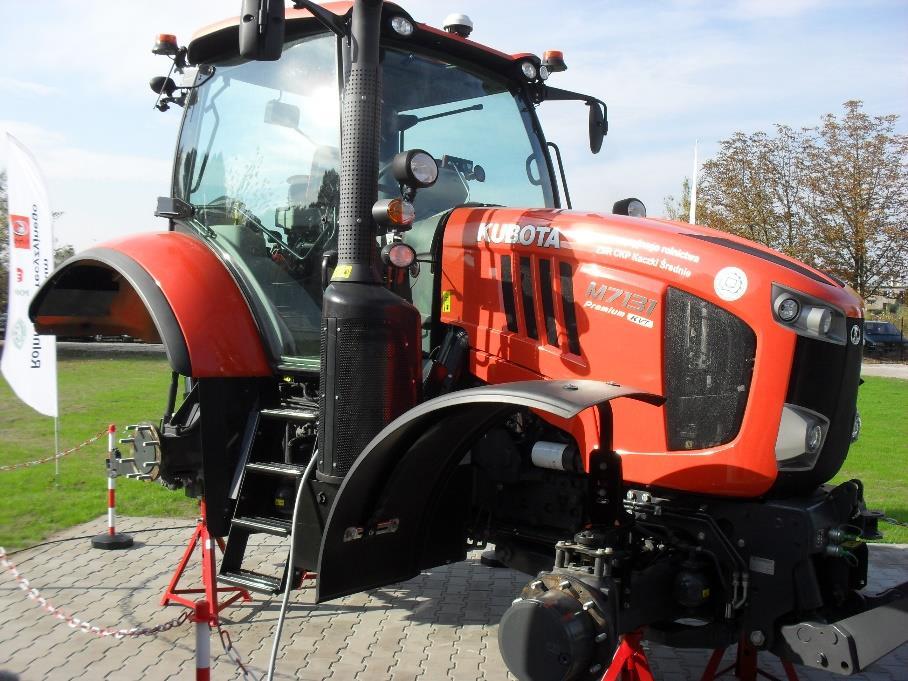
left=441, top=290, right=453, bottom=313
left=333, top=265, right=353, bottom=280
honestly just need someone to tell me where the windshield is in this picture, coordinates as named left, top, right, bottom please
left=174, top=32, right=554, bottom=364
left=379, top=47, right=555, bottom=218
left=175, top=32, right=340, bottom=364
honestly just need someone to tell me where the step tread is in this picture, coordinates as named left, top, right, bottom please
left=232, top=515, right=292, bottom=536
left=219, top=569, right=282, bottom=595
left=260, top=407, right=318, bottom=421
left=245, top=461, right=306, bottom=477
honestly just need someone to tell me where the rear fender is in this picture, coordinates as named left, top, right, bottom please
left=315, top=380, right=664, bottom=602
left=29, top=232, right=271, bottom=377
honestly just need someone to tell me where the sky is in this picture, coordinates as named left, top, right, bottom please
left=1, top=0, right=906, bottom=252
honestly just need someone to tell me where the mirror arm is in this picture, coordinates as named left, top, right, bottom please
left=291, top=0, right=349, bottom=36
left=541, top=86, right=609, bottom=135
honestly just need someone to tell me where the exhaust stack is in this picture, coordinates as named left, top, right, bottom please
left=317, top=0, right=422, bottom=482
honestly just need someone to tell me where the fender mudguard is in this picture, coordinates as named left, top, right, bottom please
left=29, top=232, right=271, bottom=377
left=315, top=379, right=664, bottom=602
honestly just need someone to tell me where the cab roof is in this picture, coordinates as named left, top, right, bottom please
left=187, top=2, right=540, bottom=76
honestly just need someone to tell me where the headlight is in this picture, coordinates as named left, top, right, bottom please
left=775, top=403, right=829, bottom=471
left=520, top=61, right=537, bottom=80
left=771, top=284, right=847, bottom=345
left=776, top=297, right=800, bottom=322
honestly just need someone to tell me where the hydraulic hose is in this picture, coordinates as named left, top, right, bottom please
left=266, top=451, right=319, bottom=681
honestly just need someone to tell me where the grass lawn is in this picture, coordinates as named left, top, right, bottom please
left=833, top=376, right=908, bottom=543
left=0, top=357, right=905, bottom=550
left=0, top=355, right=197, bottom=550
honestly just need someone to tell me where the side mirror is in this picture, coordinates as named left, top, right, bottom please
left=588, top=102, right=605, bottom=154
left=239, top=0, right=285, bottom=61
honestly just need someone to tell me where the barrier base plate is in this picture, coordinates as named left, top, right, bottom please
left=91, top=533, right=134, bottom=550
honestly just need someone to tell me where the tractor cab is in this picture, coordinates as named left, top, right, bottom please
left=170, top=4, right=581, bottom=368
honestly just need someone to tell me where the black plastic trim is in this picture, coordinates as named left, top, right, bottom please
left=683, top=234, right=836, bottom=286
left=500, top=254, right=519, bottom=333
left=559, top=261, right=581, bottom=355
left=519, top=256, right=538, bottom=340
left=538, top=259, right=558, bottom=346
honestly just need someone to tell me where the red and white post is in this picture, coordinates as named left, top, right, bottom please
left=194, top=600, right=211, bottom=681
left=91, top=425, right=134, bottom=550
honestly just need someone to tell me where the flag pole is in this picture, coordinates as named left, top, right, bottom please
left=54, top=415, right=60, bottom=484
left=689, top=139, right=699, bottom=225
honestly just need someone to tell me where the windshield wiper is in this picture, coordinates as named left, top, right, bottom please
left=397, top=103, right=483, bottom=132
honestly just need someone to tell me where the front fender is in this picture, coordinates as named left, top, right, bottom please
left=29, top=232, right=271, bottom=377
left=315, top=379, right=663, bottom=602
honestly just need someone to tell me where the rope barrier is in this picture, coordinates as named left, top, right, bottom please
left=0, top=430, right=107, bottom=472
left=0, top=546, right=190, bottom=638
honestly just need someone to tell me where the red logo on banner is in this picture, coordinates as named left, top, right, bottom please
left=11, top=215, right=30, bottom=249
left=16, top=268, right=24, bottom=283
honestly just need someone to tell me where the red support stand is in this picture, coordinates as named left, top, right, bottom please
left=161, top=499, right=251, bottom=625
left=700, top=637, right=799, bottom=681
left=601, top=631, right=655, bottom=681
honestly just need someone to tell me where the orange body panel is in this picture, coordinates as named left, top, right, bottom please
left=440, top=207, right=862, bottom=497
left=101, top=233, right=271, bottom=378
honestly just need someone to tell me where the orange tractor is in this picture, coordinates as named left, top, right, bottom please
left=30, top=2, right=907, bottom=679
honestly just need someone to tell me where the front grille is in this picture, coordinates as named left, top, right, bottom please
left=664, top=288, right=756, bottom=450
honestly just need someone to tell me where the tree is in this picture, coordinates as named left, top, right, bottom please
left=697, top=129, right=808, bottom=257
left=799, top=101, right=908, bottom=298
left=663, top=176, right=692, bottom=222
left=691, top=101, right=907, bottom=297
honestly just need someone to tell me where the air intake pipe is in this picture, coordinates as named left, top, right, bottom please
left=317, top=0, right=422, bottom=483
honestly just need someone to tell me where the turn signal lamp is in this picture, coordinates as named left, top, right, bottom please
left=372, top=198, right=416, bottom=228
left=543, top=50, right=568, bottom=73
left=153, top=34, right=179, bottom=56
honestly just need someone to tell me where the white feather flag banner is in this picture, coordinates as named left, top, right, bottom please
left=2, top=134, right=58, bottom=417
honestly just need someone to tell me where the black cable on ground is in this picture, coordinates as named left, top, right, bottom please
left=6, top=525, right=198, bottom=559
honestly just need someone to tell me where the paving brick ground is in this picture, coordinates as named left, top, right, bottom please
left=1, top=516, right=906, bottom=680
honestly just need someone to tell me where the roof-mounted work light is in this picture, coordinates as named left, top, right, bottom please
left=392, top=149, right=439, bottom=189
left=390, top=15, right=415, bottom=36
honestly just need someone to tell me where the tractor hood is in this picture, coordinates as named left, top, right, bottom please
left=437, top=206, right=864, bottom=497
